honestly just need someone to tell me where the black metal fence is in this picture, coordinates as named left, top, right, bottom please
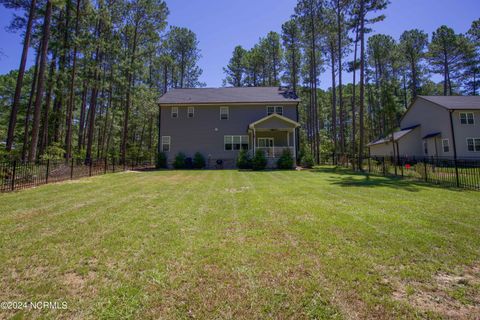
left=0, top=158, right=155, bottom=192
left=323, top=154, right=480, bottom=191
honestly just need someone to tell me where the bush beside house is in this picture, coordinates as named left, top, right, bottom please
left=193, top=152, right=206, bottom=169
left=277, top=149, right=294, bottom=169
left=236, top=149, right=252, bottom=169
left=156, top=152, right=167, bottom=168
left=252, top=150, right=267, bottom=171
left=173, top=152, right=187, bottom=169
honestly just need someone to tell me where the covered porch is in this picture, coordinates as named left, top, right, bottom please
left=248, top=113, right=300, bottom=160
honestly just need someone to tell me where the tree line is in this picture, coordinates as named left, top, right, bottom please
left=0, top=0, right=204, bottom=163
left=223, top=0, right=480, bottom=167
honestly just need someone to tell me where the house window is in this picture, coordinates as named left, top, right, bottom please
left=267, top=106, right=283, bottom=116
left=460, top=112, right=474, bottom=125
left=224, top=135, right=249, bottom=151
left=466, top=138, right=480, bottom=152
left=187, top=107, right=194, bottom=118
left=258, top=137, right=274, bottom=148
left=220, top=107, right=229, bottom=120
left=161, top=136, right=171, bottom=152
left=442, top=139, right=450, bottom=153
left=171, top=107, right=178, bottom=118
left=423, top=141, right=428, bottom=155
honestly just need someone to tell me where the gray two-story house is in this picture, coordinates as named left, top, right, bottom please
left=368, top=96, right=480, bottom=159
left=158, top=87, right=301, bottom=168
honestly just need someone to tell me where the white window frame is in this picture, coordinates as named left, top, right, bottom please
left=258, top=137, right=274, bottom=148
left=267, top=106, right=283, bottom=116
left=187, top=106, right=194, bottom=118
left=220, top=106, right=229, bottom=120
left=224, top=135, right=249, bottom=151
left=161, top=136, right=171, bottom=152
left=460, top=112, right=474, bottom=125
left=442, top=139, right=450, bottom=153
left=171, top=107, right=178, bottom=119
left=466, top=137, right=480, bottom=152
left=423, top=140, right=428, bottom=155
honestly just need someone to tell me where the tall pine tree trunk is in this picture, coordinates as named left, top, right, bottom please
left=330, top=42, right=337, bottom=157
left=358, top=0, right=365, bottom=170
left=65, top=0, right=81, bottom=159
left=6, top=0, right=37, bottom=152
left=29, top=0, right=53, bottom=162
left=21, top=44, right=41, bottom=161
left=77, top=80, right=87, bottom=152
left=351, top=24, right=358, bottom=159
left=337, top=3, right=345, bottom=154
left=39, top=57, right=56, bottom=156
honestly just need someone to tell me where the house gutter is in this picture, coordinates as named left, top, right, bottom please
left=448, top=110, right=459, bottom=187
left=157, top=104, right=162, bottom=157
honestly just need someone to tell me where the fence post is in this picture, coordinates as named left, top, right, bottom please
left=11, top=160, right=16, bottom=191
left=89, top=160, right=92, bottom=177
left=454, top=159, right=460, bottom=188
left=393, top=156, right=398, bottom=176
left=104, top=158, right=107, bottom=174
left=382, top=157, right=386, bottom=176
left=45, top=159, right=50, bottom=184
left=368, top=157, right=371, bottom=173
left=424, top=160, right=428, bottom=182
left=400, top=158, right=404, bottom=178
left=70, top=158, right=74, bottom=179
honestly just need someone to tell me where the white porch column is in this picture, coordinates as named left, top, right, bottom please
left=293, top=129, right=297, bottom=165
left=253, top=128, right=256, bottom=155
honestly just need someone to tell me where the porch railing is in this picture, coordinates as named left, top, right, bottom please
left=254, top=147, right=294, bottom=158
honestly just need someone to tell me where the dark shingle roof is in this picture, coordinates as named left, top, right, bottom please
left=419, top=96, right=480, bottom=110
left=367, top=126, right=417, bottom=146
left=158, top=87, right=300, bottom=105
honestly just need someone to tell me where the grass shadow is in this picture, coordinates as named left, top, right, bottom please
left=310, top=166, right=463, bottom=192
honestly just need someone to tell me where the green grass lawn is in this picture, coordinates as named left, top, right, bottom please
left=0, top=168, right=479, bottom=319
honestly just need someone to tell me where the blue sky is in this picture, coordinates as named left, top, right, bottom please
left=0, top=0, right=479, bottom=88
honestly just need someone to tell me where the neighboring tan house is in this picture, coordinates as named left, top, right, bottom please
left=158, top=87, right=300, bottom=168
left=368, top=96, right=480, bottom=159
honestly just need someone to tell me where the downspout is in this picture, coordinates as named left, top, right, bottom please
left=157, top=104, right=162, bottom=158
left=295, top=101, right=300, bottom=162
left=448, top=110, right=459, bottom=187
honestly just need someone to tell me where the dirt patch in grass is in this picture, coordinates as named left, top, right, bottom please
left=63, top=271, right=96, bottom=295
left=225, top=186, right=250, bottom=193
left=392, top=264, right=480, bottom=319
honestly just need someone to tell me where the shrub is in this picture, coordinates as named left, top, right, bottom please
left=193, top=152, right=206, bottom=169
left=277, top=149, right=294, bottom=169
left=156, top=152, right=167, bottom=169
left=301, top=153, right=314, bottom=168
left=173, top=152, right=186, bottom=169
left=236, top=149, right=252, bottom=169
left=252, top=150, right=267, bottom=171
left=40, top=142, right=66, bottom=161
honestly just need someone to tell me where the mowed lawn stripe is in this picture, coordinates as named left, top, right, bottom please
left=0, top=169, right=479, bottom=319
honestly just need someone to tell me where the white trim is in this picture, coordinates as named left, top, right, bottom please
left=466, top=137, right=480, bottom=152
left=224, top=135, right=248, bottom=151
left=293, top=129, right=296, bottom=162
left=161, top=136, right=171, bottom=152
left=460, top=112, right=475, bottom=125
left=187, top=106, right=194, bottom=118
left=249, top=113, right=300, bottom=129
left=441, top=139, right=450, bottom=153
left=266, top=106, right=284, bottom=116
left=220, top=106, right=229, bottom=120
left=171, top=107, right=178, bottom=118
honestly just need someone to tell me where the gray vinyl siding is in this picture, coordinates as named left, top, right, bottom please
left=389, top=99, right=480, bottom=159
left=159, top=104, right=297, bottom=166
left=451, top=110, right=480, bottom=158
